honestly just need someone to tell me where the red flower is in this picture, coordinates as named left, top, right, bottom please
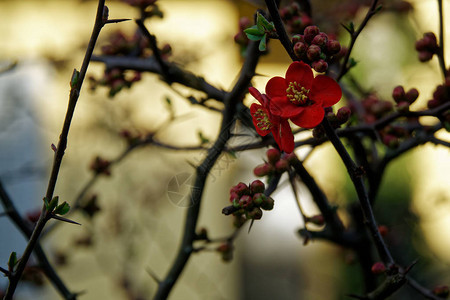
left=266, top=61, right=342, bottom=128
left=249, top=87, right=295, bottom=153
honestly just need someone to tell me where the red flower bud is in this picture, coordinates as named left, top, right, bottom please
left=308, top=214, right=325, bottom=226
left=266, top=148, right=281, bottom=163
left=230, top=192, right=239, bottom=203
left=282, top=152, right=297, bottom=163
left=246, top=207, right=263, bottom=220
left=418, top=51, right=434, bottom=62
left=336, top=107, right=351, bottom=123
left=396, top=101, right=410, bottom=112
left=392, top=86, right=406, bottom=103
left=311, top=34, right=327, bottom=47
left=294, top=42, right=308, bottom=58
left=382, top=134, right=399, bottom=148
left=250, top=180, right=265, bottom=194
left=415, top=39, right=428, bottom=51
left=378, top=225, right=389, bottom=237
left=292, top=34, right=304, bottom=45
left=252, top=193, right=266, bottom=205
left=304, top=25, right=320, bottom=37
left=260, top=196, right=274, bottom=210
left=427, top=99, right=440, bottom=109
left=275, top=159, right=289, bottom=172
left=231, top=182, right=249, bottom=196
left=312, top=59, right=328, bottom=73
left=371, top=262, right=386, bottom=274
left=239, top=17, right=251, bottom=30
left=307, top=44, right=322, bottom=61
left=253, top=163, right=274, bottom=177
left=239, top=195, right=253, bottom=208
left=423, top=32, right=438, bottom=48
left=432, top=285, right=449, bottom=298
left=326, top=40, right=341, bottom=55
left=405, top=88, right=419, bottom=104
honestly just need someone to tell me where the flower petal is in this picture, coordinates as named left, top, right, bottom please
left=290, top=104, right=324, bottom=128
left=270, top=97, right=306, bottom=118
left=266, top=77, right=287, bottom=99
left=250, top=103, right=270, bottom=136
left=310, top=75, right=342, bottom=107
left=248, top=87, right=264, bottom=105
left=285, top=61, right=314, bottom=89
left=279, top=119, right=295, bottom=153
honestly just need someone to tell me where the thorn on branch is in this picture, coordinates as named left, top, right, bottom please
left=105, top=18, right=131, bottom=24
left=50, top=214, right=81, bottom=226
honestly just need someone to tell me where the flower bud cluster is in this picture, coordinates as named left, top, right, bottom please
left=312, top=106, right=352, bottom=138
left=253, top=148, right=295, bottom=177
left=392, top=85, right=419, bottom=111
left=90, top=156, right=111, bottom=176
left=229, top=180, right=274, bottom=225
left=90, top=30, right=171, bottom=97
left=291, top=26, right=342, bottom=73
left=216, top=242, right=233, bottom=262
left=359, top=94, right=394, bottom=124
left=119, top=129, right=145, bottom=146
left=279, top=2, right=312, bottom=35
left=347, top=94, right=418, bottom=148
left=427, top=77, right=450, bottom=109
left=415, top=32, right=439, bottom=62
left=234, top=17, right=251, bottom=55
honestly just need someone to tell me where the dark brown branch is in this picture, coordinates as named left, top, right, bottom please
left=437, top=0, right=447, bottom=77
left=264, top=0, right=298, bottom=61
left=0, top=181, right=77, bottom=299
left=154, top=40, right=262, bottom=300
left=91, top=55, right=227, bottom=102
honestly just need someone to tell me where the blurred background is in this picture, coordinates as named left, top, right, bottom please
left=0, top=0, right=449, bottom=299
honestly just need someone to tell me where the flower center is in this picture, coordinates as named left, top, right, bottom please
left=286, top=81, right=310, bottom=105
left=254, top=108, right=273, bottom=131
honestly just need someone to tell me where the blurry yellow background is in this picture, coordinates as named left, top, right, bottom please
left=0, top=0, right=449, bottom=299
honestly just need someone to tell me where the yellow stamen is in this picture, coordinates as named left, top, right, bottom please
left=286, top=81, right=310, bottom=105
left=254, top=108, right=272, bottom=131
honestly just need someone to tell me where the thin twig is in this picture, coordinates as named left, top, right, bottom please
left=337, top=0, right=380, bottom=81
left=264, top=0, right=298, bottom=61
left=135, top=19, right=172, bottom=82
left=0, top=181, right=77, bottom=299
left=437, top=0, right=447, bottom=77
left=3, top=1, right=107, bottom=298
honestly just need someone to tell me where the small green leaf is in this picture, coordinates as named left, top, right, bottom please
left=341, top=22, right=355, bottom=34
left=244, top=26, right=264, bottom=36
left=259, top=34, right=267, bottom=51
left=197, top=131, right=210, bottom=144
left=444, top=121, right=450, bottom=132
left=256, top=12, right=264, bottom=31
left=246, top=33, right=264, bottom=41
left=47, top=196, right=59, bottom=212
left=375, top=5, right=383, bottom=13
left=54, top=202, right=70, bottom=215
left=8, top=252, right=17, bottom=271
left=348, top=58, right=358, bottom=68
left=70, top=69, right=80, bottom=89
left=257, top=12, right=274, bottom=31
left=227, top=151, right=237, bottom=159
left=43, top=197, right=50, bottom=211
